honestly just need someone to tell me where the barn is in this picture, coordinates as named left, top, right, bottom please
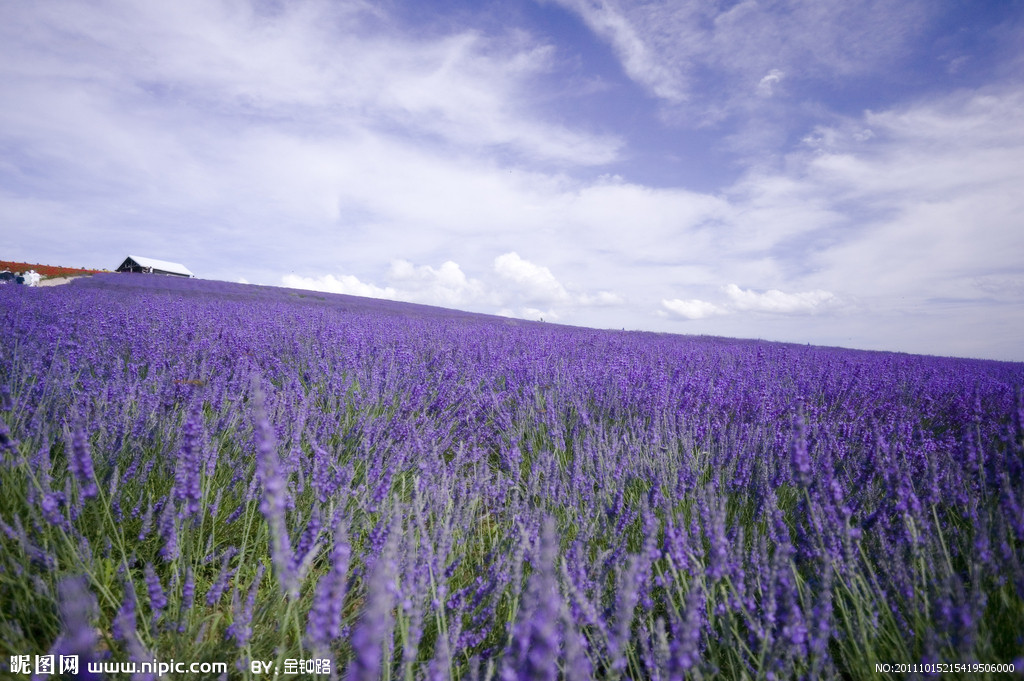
left=116, top=255, right=194, bottom=278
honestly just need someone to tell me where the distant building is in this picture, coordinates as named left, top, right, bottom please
left=116, top=255, right=194, bottom=278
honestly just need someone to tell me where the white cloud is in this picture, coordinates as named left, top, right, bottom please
left=491, top=252, right=627, bottom=310
left=662, top=284, right=838, bottom=320
left=578, top=291, right=624, bottom=306
left=757, top=69, right=784, bottom=97
left=283, top=253, right=623, bottom=322
left=549, top=0, right=929, bottom=114
left=650, top=87, right=1024, bottom=358
left=282, top=273, right=399, bottom=300
left=0, top=0, right=620, bottom=168
left=498, top=307, right=560, bottom=322
left=724, top=284, right=836, bottom=314
left=386, top=259, right=488, bottom=308
left=548, top=0, right=688, bottom=102
left=376, top=33, right=622, bottom=165
left=792, top=89, right=1024, bottom=305
left=493, top=252, right=572, bottom=304
left=283, top=259, right=489, bottom=308
left=662, top=298, right=725, bottom=320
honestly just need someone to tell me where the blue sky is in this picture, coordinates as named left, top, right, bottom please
left=3, top=0, right=1024, bottom=361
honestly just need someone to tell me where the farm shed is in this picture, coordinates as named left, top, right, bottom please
left=116, top=255, right=194, bottom=278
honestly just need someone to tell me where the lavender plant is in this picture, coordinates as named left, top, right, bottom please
left=1, top=273, right=1022, bottom=679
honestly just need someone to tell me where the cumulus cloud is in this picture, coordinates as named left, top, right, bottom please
left=283, top=259, right=491, bottom=308
left=387, top=259, right=488, bottom=307
left=493, top=252, right=572, bottom=304
left=492, top=252, right=626, bottom=310
left=284, top=253, right=623, bottom=321
left=282, top=273, right=400, bottom=300
left=663, top=285, right=838, bottom=320
left=724, top=284, right=836, bottom=314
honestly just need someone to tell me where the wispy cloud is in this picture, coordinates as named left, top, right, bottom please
left=548, top=0, right=929, bottom=122
left=546, top=0, right=689, bottom=102
left=653, top=85, right=1024, bottom=357
left=796, top=89, right=1024, bottom=305
left=757, top=69, right=785, bottom=97
left=0, top=0, right=621, bottom=173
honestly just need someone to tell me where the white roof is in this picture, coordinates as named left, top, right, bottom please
left=126, top=255, right=194, bottom=277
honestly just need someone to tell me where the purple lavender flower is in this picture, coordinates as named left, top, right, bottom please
left=50, top=576, right=103, bottom=680
left=40, top=491, right=68, bottom=528
left=144, top=563, right=167, bottom=628
left=669, top=583, right=704, bottom=676
left=700, top=494, right=730, bottom=583
left=346, top=521, right=399, bottom=681
left=608, top=555, right=641, bottom=674
left=180, top=566, right=195, bottom=621
left=252, top=384, right=298, bottom=598
left=138, top=499, right=155, bottom=541
left=226, top=563, right=265, bottom=647
left=294, top=507, right=323, bottom=576
left=807, top=568, right=834, bottom=665
left=205, top=549, right=237, bottom=607
left=790, top=402, right=812, bottom=487
left=173, top=407, right=204, bottom=518
left=112, top=585, right=137, bottom=642
left=68, top=427, right=98, bottom=498
left=0, top=419, right=17, bottom=461
left=158, top=501, right=179, bottom=561
left=502, top=518, right=562, bottom=681
left=311, top=445, right=341, bottom=503
left=306, top=516, right=351, bottom=653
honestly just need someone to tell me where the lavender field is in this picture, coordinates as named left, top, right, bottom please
left=1, top=273, right=1023, bottom=680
